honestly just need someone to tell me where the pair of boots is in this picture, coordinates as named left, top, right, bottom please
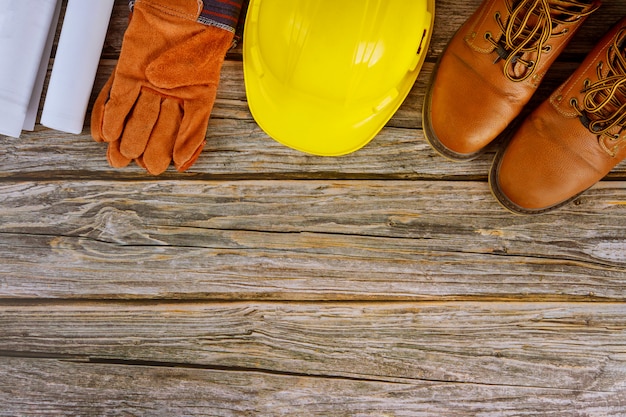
left=423, top=0, right=626, bottom=214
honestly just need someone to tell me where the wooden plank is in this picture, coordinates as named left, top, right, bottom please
left=1, top=302, right=626, bottom=391
left=2, top=356, right=625, bottom=417
left=1, top=180, right=625, bottom=300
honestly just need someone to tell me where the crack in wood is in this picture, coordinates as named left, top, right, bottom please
left=0, top=351, right=620, bottom=394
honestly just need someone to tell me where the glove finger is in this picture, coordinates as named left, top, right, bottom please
left=173, top=98, right=213, bottom=172
left=91, top=72, right=115, bottom=143
left=143, top=98, right=182, bottom=175
left=106, top=140, right=132, bottom=168
left=134, top=156, right=147, bottom=170
left=102, top=81, right=142, bottom=143
left=119, top=88, right=161, bottom=159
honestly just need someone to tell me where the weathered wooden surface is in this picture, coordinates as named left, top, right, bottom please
left=1, top=180, right=625, bottom=301
left=3, top=302, right=626, bottom=388
left=1, top=0, right=626, bottom=415
left=2, top=302, right=626, bottom=416
left=3, top=356, right=626, bottom=417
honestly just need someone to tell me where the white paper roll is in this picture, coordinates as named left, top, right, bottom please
left=23, top=0, right=63, bottom=131
left=41, top=0, right=115, bottom=134
left=0, top=0, right=59, bottom=138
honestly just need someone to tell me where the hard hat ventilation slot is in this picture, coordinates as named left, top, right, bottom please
left=417, top=29, right=428, bottom=55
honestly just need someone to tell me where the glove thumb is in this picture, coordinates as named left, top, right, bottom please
left=145, top=26, right=234, bottom=89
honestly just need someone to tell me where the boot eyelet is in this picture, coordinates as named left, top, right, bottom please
left=543, top=45, right=552, bottom=53
left=570, top=97, right=578, bottom=107
left=494, top=11, right=500, bottom=20
left=484, top=31, right=492, bottom=40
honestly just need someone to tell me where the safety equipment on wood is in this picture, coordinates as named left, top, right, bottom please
left=91, top=0, right=244, bottom=175
left=422, top=0, right=601, bottom=161
left=243, top=0, right=435, bottom=156
left=490, top=16, right=626, bottom=214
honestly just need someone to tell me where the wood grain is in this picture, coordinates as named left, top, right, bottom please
left=3, top=356, right=625, bottom=417
left=2, top=302, right=626, bottom=391
left=1, top=180, right=625, bottom=300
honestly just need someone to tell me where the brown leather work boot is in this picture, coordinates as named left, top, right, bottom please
left=423, top=0, right=601, bottom=161
left=490, top=16, right=626, bottom=214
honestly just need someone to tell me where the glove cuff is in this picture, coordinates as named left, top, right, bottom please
left=198, top=0, right=244, bottom=33
left=129, top=0, right=244, bottom=33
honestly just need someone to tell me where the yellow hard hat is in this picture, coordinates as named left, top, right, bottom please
left=243, top=0, right=435, bottom=156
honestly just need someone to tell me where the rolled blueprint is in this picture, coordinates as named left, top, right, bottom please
left=23, top=0, right=63, bottom=131
left=0, top=0, right=59, bottom=138
left=41, top=0, right=115, bottom=134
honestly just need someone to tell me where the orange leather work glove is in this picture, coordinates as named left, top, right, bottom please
left=91, top=0, right=243, bottom=175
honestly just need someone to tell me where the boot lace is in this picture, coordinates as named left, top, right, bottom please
left=571, top=28, right=626, bottom=157
left=485, top=0, right=599, bottom=82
